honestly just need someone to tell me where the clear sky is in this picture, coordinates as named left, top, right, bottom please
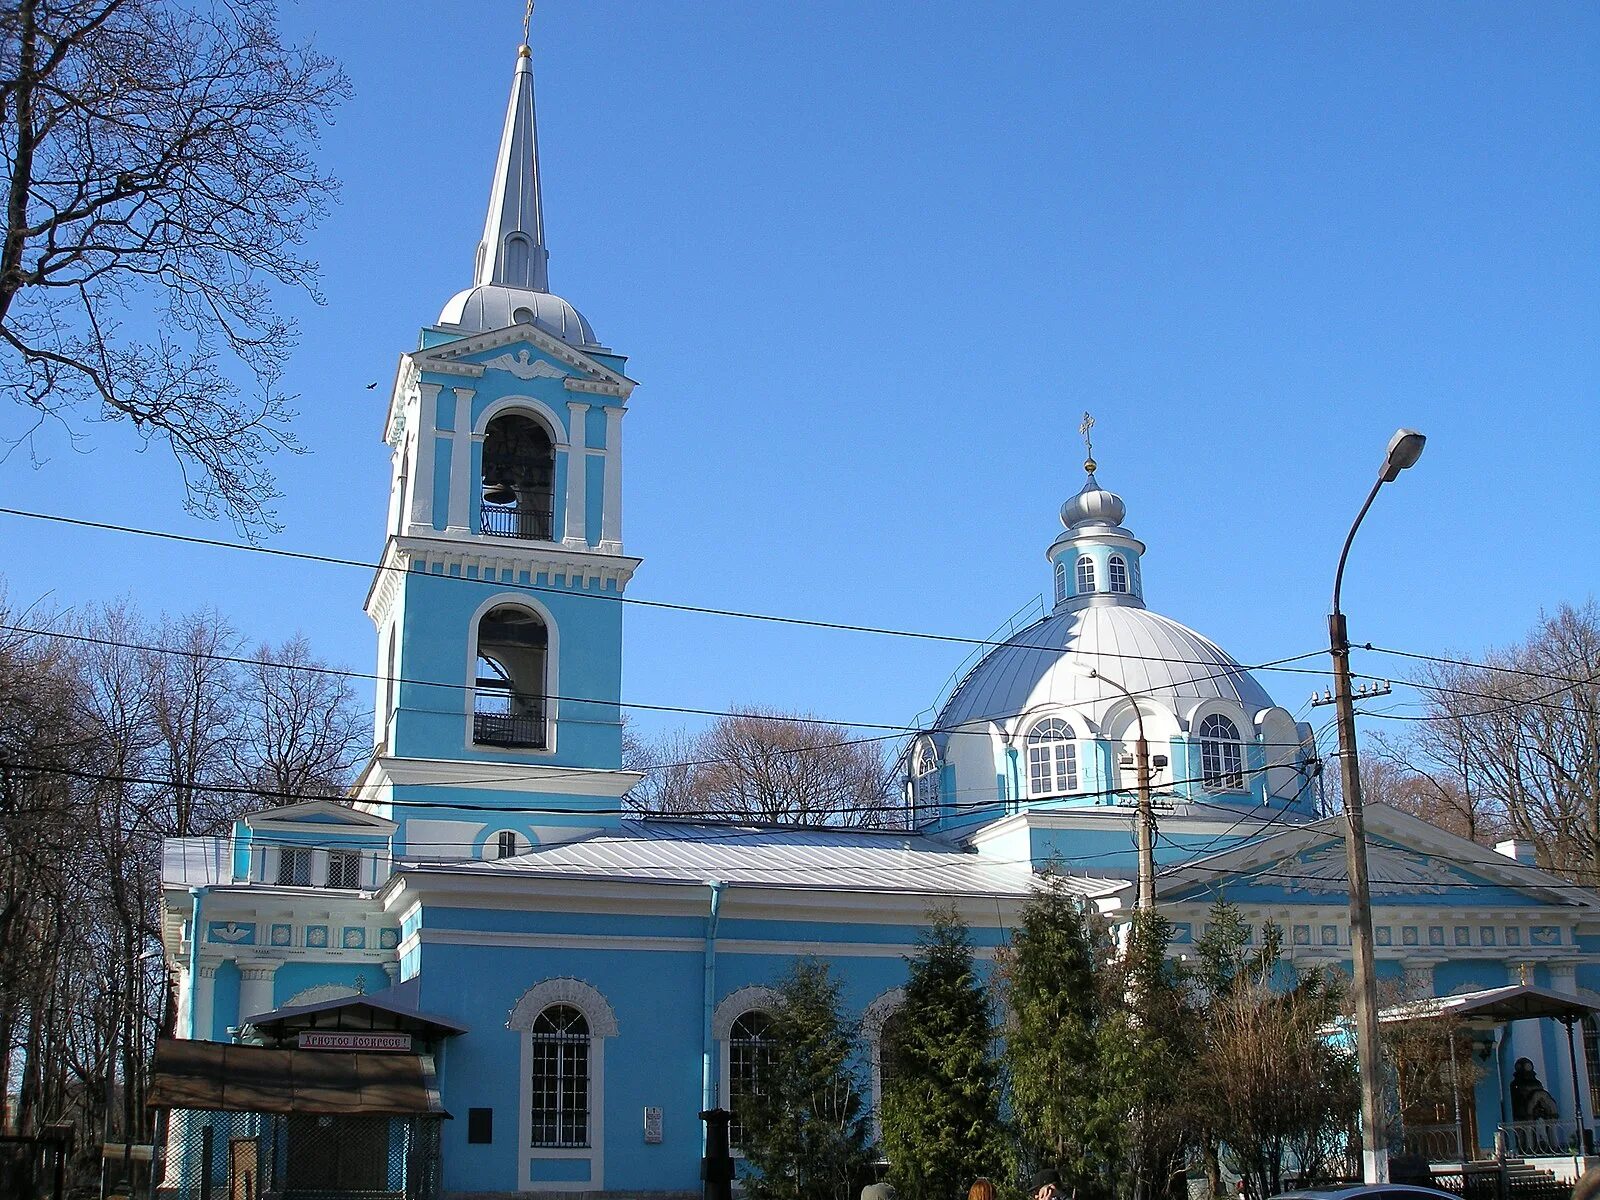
left=2, top=1, right=1595, bottom=748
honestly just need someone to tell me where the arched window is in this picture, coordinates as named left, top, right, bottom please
left=729, top=1011, right=776, bottom=1149
left=912, top=742, right=940, bottom=816
left=529, top=1005, right=590, bottom=1148
left=1199, top=714, right=1245, bottom=791
left=1053, top=559, right=1067, bottom=604
left=1108, top=555, right=1129, bottom=594
left=1076, top=555, right=1096, bottom=594
left=495, top=830, right=518, bottom=859
left=504, top=233, right=532, bottom=284
left=474, top=605, right=548, bottom=749
left=1026, top=718, right=1078, bottom=795
left=481, top=412, right=555, bottom=541
left=878, top=1009, right=908, bottom=1110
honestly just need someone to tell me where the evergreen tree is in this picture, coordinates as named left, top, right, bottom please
left=739, top=959, right=872, bottom=1200
left=880, top=907, right=1006, bottom=1200
left=1000, top=868, right=1118, bottom=1198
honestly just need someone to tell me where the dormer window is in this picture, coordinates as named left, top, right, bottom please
left=1053, top=560, right=1066, bottom=605
left=276, top=847, right=312, bottom=887
left=496, top=831, right=518, bottom=859
left=1026, top=718, right=1078, bottom=795
left=1200, top=714, right=1245, bottom=791
left=327, top=850, right=362, bottom=889
left=481, top=412, right=555, bottom=541
left=1109, top=555, right=1129, bottom=594
left=1076, top=555, right=1096, bottom=594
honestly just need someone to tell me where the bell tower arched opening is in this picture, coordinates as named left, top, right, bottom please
left=481, top=412, right=556, bottom=541
left=474, top=604, right=549, bottom=749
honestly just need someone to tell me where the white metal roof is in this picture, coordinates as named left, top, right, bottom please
left=403, top=819, right=1119, bottom=898
left=936, top=602, right=1277, bottom=731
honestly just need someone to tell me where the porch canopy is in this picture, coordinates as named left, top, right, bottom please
left=1379, top=983, right=1599, bottom=1027
left=147, top=1038, right=447, bottom=1116
left=243, top=978, right=468, bottom=1043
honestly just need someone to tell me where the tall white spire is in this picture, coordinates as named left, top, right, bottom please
left=474, top=43, right=550, bottom=292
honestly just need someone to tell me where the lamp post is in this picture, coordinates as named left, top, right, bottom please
left=1085, top=668, right=1162, bottom=911
left=1331, top=427, right=1426, bottom=1185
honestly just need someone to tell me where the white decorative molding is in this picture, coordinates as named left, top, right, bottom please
left=507, top=977, right=619, bottom=1037
left=484, top=350, right=565, bottom=380
left=284, top=984, right=360, bottom=1008
left=1270, top=842, right=1461, bottom=897
left=711, top=985, right=781, bottom=1040
left=860, top=987, right=906, bottom=1043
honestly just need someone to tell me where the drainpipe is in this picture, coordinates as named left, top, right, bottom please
left=186, top=887, right=207, bottom=1038
left=1003, top=738, right=1020, bottom=815
left=701, top=881, right=726, bottom=1135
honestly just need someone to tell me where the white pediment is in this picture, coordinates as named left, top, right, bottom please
left=244, top=799, right=397, bottom=833
left=1269, top=841, right=1462, bottom=897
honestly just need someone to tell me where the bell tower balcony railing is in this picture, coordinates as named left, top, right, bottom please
left=472, top=694, right=548, bottom=749
left=480, top=502, right=554, bottom=542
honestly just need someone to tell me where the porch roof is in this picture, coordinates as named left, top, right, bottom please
left=1379, top=983, right=1599, bottom=1025
left=147, top=1038, right=447, bottom=1116
left=242, top=979, right=467, bottom=1039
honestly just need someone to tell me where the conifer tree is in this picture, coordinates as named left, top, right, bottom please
left=1000, top=869, right=1118, bottom=1198
left=880, top=907, right=1006, bottom=1200
left=738, top=959, right=872, bottom=1200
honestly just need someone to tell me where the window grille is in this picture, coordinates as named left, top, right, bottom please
left=276, top=847, right=312, bottom=886
left=530, top=1005, right=590, bottom=1148
left=1199, top=714, right=1245, bottom=791
left=877, top=1009, right=907, bottom=1111
left=1076, top=555, right=1096, bottom=594
left=1108, top=555, right=1129, bottom=593
left=327, top=851, right=361, bottom=890
left=729, top=1011, right=775, bottom=1149
left=1587, top=1017, right=1600, bottom=1116
left=1026, top=719, right=1078, bottom=795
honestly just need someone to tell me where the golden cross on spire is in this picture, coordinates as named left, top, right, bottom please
left=521, top=0, right=535, bottom=53
left=1079, top=411, right=1097, bottom=474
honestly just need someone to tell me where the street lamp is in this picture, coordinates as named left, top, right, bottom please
left=1331, top=427, right=1426, bottom=1185
left=1083, top=668, right=1166, bottom=911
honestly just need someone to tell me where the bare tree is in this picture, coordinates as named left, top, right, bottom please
left=627, top=707, right=897, bottom=827
left=0, top=0, right=349, bottom=530
left=232, top=633, right=367, bottom=799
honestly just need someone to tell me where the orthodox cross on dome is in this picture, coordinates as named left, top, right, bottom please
left=1079, top=411, right=1097, bottom=474
left=475, top=0, right=550, bottom=292
left=522, top=0, right=535, bottom=50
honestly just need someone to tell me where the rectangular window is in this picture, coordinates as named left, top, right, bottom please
left=327, top=850, right=362, bottom=890
left=276, top=847, right=312, bottom=886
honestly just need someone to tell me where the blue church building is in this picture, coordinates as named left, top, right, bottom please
left=158, top=27, right=1600, bottom=1200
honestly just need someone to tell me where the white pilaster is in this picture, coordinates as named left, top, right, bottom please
left=238, top=961, right=280, bottom=1025
left=410, top=384, right=443, bottom=530
left=192, top=963, right=217, bottom=1042
left=1402, top=958, right=1439, bottom=999
left=563, top=401, right=590, bottom=548
left=599, top=406, right=624, bottom=553
left=446, top=387, right=476, bottom=531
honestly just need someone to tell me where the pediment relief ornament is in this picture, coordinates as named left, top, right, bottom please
left=1267, top=842, right=1462, bottom=897
left=484, top=350, right=565, bottom=381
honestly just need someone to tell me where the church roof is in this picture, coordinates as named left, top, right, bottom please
left=403, top=819, right=1121, bottom=898
left=936, top=603, right=1277, bottom=731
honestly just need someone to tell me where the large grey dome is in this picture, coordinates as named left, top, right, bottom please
left=936, top=603, right=1276, bottom=731
left=438, top=284, right=600, bottom=348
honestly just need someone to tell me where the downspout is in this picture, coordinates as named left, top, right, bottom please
left=701, top=881, right=726, bottom=1138
left=1003, top=738, right=1020, bottom=815
left=186, top=886, right=207, bottom=1038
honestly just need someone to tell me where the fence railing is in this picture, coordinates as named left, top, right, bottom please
left=1402, top=1121, right=1466, bottom=1162
left=479, top=502, right=553, bottom=541
left=473, top=704, right=548, bottom=749
left=1497, top=1118, right=1593, bottom=1158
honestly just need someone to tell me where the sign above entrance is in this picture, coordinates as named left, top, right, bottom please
left=298, top=1032, right=413, bottom=1053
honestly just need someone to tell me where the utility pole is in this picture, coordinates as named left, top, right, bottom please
left=1087, top=668, right=1160, bottom=911
left=1328, top=427, right=1427, bottom=1185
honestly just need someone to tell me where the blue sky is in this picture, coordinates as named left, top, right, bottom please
left=2, top=1, right=1595, bottom=746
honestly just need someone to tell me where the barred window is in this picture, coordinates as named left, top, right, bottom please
left=1026, top=719, right=1078, bottom=796
left=276, top=847, right=311, bottom=886
left=878, top=1009, right=908, bottom=1110
left=729, top=1011, right=776, bottom=1149
left=1108, top=555, right=1130, bottom=594
left=1076, top=555, right=1096, bottom=594
left=1199, top=714, right=1245, bottom=791
left=326, top=851, right=361, bottom=889
left=530, top=1005, right=590, bottom=1148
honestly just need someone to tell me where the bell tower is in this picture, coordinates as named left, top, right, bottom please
left=357, top=29, right=643, bottom=856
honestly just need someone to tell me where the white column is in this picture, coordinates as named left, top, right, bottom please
left=409, top=384, right=443, bottom=530
left=599, top=406, right=625, bottom=553
left=238, top=961, right=280, bottom=1024
left=446, top=387, right=475, bottom=531
left=192, top=963, right=217, bottom=1041
left=562, top=401, right=590, bottom=548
